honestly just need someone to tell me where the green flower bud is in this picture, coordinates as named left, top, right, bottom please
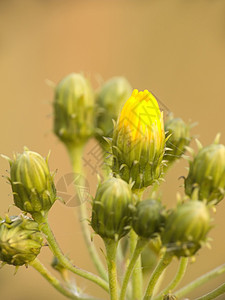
left=162, top=201, right=211, bottom=257
left=7, top=148, right=56, bottom=214
left=0, top=215, right=43, bottom=266
left=91, top=177, right=133, bottom=241
left=96, top=77, right=132, bottom=142
left=132, top=199, right=166, bottom=239
left=53, top=73, right=95, bottom=146
left=185, top=142, right=225, bottom=204
left=164, top=116, right=191, bottom=164
left=112, top=89, right=165, bottom=190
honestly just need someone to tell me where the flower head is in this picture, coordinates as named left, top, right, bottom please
left=112, top=89, right=165, bottom=190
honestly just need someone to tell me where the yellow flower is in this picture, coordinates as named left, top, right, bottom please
left=112, top=89, right=165, bottom=190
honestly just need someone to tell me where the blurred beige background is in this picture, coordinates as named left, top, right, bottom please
left=0, top=0, right=225, bottom=299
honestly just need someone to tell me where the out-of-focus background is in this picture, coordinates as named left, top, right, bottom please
left=0, top=0, right=225, bottom=299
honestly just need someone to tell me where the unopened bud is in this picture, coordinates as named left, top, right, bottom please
left=164, top=116, right=191, bottom=164
left=91, top=177, right=133, bottom=241
left=96, top=77, right=132, bottom=143
left=185, top=141, right=225, bottom=204
left=0, top=215, right=43, bottom=266
left=132, top=199, right=166, bottom=239
left=112, top=89, right=165, bottom=190
left=162, top=201, right=211, bottom=257
left=6, top=148, right=56, bottom=214
left=53, top=73, right=95, bottom=146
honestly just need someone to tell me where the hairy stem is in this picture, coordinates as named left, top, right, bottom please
left=195, top=283, right=225, bottom=300
left=67, top=144, right=108, bottom=281
left=155, top=257, right=188, bottom=299
left=104, top=239, right=119, bottom=300
left=144, top=252, right=173, bottom=300
left=120, top=237, right=148, bottom=300
left=30, top=258, right=96, bottom=300
left=175, top=263, right=225, bottom=299
left=33, top=212, right=109, bottom=292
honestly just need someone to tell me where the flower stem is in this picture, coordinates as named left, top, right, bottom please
left=30, top=258, right=95, bottom=300
left=120, top=237, right=148, bottom=300
left=195, top=283, right=225, bottom=300
left=175, top=263, right=225, bottom=299
left=144, top=251, right=173, bottom=300
left=67, top=144, right=108, bottom=281
left=129, top=229, right=143, bottom=300
left=33, top=212, right=109, bottom=292
left=155, top=257, right=188, bottom=300
left=130, top=189, right=144, bottom=300
left=104, top=239, right=119, bottom=300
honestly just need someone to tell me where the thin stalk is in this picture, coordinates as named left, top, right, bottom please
left=104, top=239, right=119, bottom=300
left=33, top=212, right=109, bottom=292
left=144, top=252, right=173, bottom=300
left=195, top=283, right=225, bottom=300
left=175, top=263, right=225, bottom=299
left=30, top=258, right=95, bottom=300
left=67, top=144, right=108, bottom=281
left=130, top=189, right=144, bottom=300
left=120, top=238, right=148, bottom=300
left=155, top=257, right=188, bottom=299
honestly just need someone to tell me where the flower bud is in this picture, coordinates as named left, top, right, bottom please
left=53, top=73, right=95, bottom=146
left=96, top=77, right=132, bottom=142
left=162, top=201, right=211, bottom=257
left=185, top=142, right=225, bottom=204
left=132, top=199, right=166, bottom=239
left=164, top=116, right=191, bottom=164
left=91, top=177, right=133, bottom=241
left=7, top=148, right=56, bottom=214
left=112, top=89, right=165, bottom=190
left=0, top=215, right=43, bottom=266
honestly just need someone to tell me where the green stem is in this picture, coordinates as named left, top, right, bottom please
left=175, top=263, right=225, bottom=299
left=104, top=239, right=119, bottom=300
left=67, top=144, right=108, bottom=281
left=195, top=283, right=225, bottom=300
left=155, top=257, right=188, bottom=299
left=30, top=258, right=95, bottom=300
left=120, top=238, right=148, bottom=300
left=129, top=229, right=143, bottom=300
left=130, top=189, right=144, bottom=300
left=33, top=212, right=109, bottom=292
left=144, top=252, right=173, bottom=300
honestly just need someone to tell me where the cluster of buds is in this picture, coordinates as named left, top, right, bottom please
left=185, top=137, right=225, bottom=204
left=0, top=148, right=57, bottom=269
left=0, top=215, right=43, bottom=266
